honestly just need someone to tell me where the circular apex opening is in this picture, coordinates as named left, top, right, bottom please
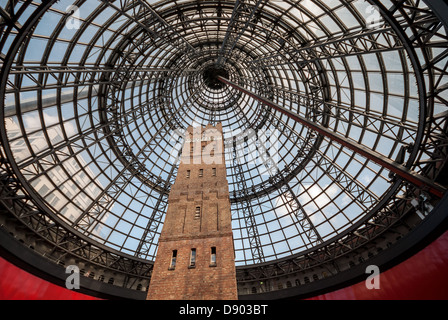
left=202, top=66, right=229, bottom=90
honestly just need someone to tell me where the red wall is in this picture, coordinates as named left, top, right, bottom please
left=1, top=230, right=448, bottom=300
left=308, top=230, right=448, bottom=300
left=0, top=257, right=100, bottom=300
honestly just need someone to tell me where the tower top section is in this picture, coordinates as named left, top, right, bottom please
left=180, top=123, right=225, bottom=166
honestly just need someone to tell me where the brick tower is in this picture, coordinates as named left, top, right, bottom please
left=146, top=123, right=238, bottom=300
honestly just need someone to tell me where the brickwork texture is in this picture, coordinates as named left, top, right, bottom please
left=147, top=124, right=238, bottom=300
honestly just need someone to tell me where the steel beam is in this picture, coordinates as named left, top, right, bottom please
left=232, top=136, right=264, bottom=264
left=218, top=76, right=446, bottom=199
left=102, top=0, right=199, bottom=59
left=4, top=85, right=99, bottom=117
left=216, top=0, right=241, bottom=66
left=216, top=0, right=266, bottom=66
left=249, top=25, right=401, bottom=68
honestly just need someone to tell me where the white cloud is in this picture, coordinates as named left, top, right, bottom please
left=299, top=183, right=338, bottom=207
left=23, top=111, right=76, bottom=137
left=298, top=184, right=339, bottom=223
left=274, top=183, right=338, bottom=226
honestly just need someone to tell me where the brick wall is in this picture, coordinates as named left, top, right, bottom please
left=147, top=124, right=238, bottom=300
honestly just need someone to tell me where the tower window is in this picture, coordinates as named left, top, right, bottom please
left=169, top=250, right=177, bottom=270
left=199, top=169, right=203, bottom=177
left=189, top=248, right=196, bottom=268
left=195, top=206, right=201, bottom=219
left=210, top=247, right=217, bottom=267
left=186, top=170, right=190, bottom=178
left=212, top=168, right=216, bottom=176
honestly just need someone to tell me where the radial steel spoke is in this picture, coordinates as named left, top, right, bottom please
left=216, top=0, right=266, bottom=66
left=102, top=0, right=199, bottom=59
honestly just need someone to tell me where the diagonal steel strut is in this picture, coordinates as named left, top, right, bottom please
left=217, top=76, right=447, bottom=199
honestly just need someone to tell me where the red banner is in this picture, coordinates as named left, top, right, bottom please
left=0, top=257, right=100, bottom=300
left=308, top=231, right=448, bottom=300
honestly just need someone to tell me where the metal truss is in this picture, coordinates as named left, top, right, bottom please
left=232, top=136, right=264, bottom=264
left=0, top=150, right=152, bottom=287
left=236, top=188, right=413, bottom=284
left=135, top=192, right=168, bottom=260
left=256, top=130, right=324, bottom=247
left=101, top=0, right=199, bottom=60
left=249, top=24, right=403, bottom=68
left=217, top=0, right=267, bottom=66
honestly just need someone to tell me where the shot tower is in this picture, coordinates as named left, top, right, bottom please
left=146, top=123, right=237, bottom=300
